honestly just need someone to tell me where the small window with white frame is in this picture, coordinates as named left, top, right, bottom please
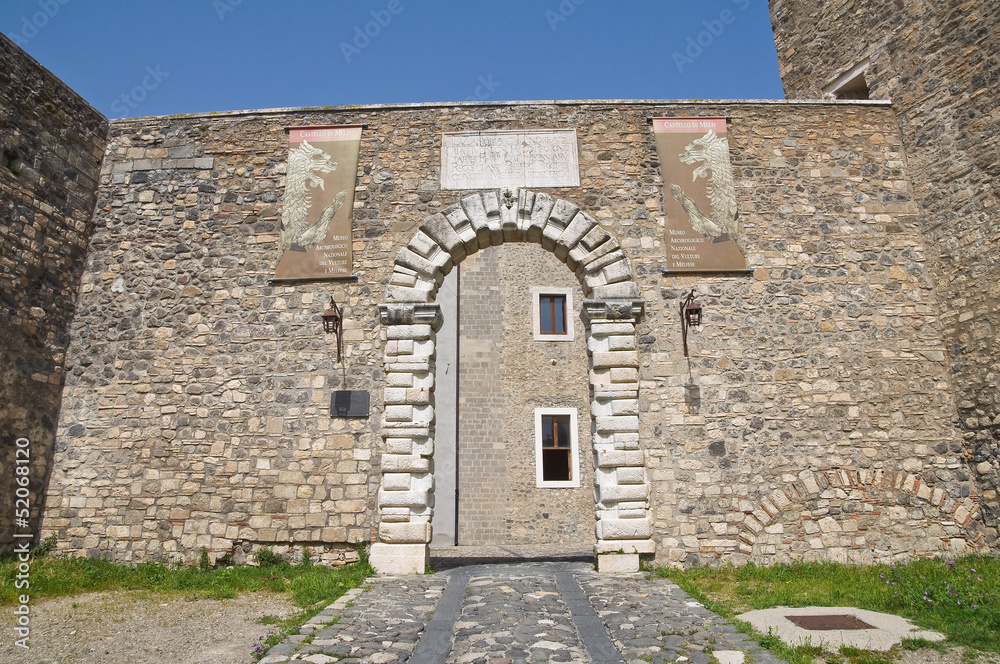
left=532, top=287, right=574, bottom=341
left=534, top=407, right=580, bottom=488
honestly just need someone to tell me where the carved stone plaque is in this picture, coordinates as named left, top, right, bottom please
left=441, top=129, right=580, bottom=190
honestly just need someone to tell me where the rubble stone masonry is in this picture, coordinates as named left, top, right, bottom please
left=0, top=33, right=108, bottom=554
left=39, top=97, right=988, bottom=565
left=770, top=0, right=1000, bottom=538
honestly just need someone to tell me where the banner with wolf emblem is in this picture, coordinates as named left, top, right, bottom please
left=274, top=125, right=362, bottom=280
left=654, top=118, right=746, bottom=272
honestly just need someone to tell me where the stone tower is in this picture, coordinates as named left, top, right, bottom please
left=769, top=0, right=1000, bottom=539
left=0, top=33, right=108, bottom=553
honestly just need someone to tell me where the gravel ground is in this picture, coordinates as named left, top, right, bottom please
left=0, top=590, right=296, bottom=664
left=0, top=582, right=994, bottom=664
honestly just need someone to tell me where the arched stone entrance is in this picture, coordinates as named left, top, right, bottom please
left=371, top=188, right=653, bottom=574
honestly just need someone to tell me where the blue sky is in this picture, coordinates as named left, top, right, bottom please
left=1, top=0, right=785, bottom=119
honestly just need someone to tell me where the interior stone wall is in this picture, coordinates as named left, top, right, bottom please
left=40, top=99, right=985, bottom=565
left=456, top=249, right=507, bottom=542
left=770, top=0, right=1000, bottom=538
left=456, top=243, right=593, bottom=546
left=0, top=34, right=108, bottom=554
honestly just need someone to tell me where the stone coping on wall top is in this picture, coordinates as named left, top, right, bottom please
left=113, top=97, right=894, bottom=123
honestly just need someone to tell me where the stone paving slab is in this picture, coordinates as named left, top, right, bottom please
left=259, top=561, right=788, bottom=664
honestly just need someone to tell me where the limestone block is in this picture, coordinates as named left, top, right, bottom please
left=573, top=236, right=617, bottom=276
left=580, top=248, right=627, bottom=277
left=516, top=188, right=536, bottom=234
left=595, top=415, right=639, bottom=433
left=499, top=189, right=520, bottom=241
left=601, top=259, right=634, bottom=285
left=407, top=439, right=433, bottom=457
left=380, top=423, right=431, bottom=439
left=588, top=322, right=636, bottom=338
left=396, top=247, right=445, bottom=283
left=596, top=448, right=644, bottom=468
left=743, top=515, right=764, bottom=534
left=384, top=285, right=432, bottom=304
left=598, top=482, right=650, bottom=504
left=406, top=388, right=431, bottom=405
left=407, top=230, right=439, bottom=259
left=384, top=405, right=413, bottom=422
left=610, top=367, right=639, bottom=383
left=611, top=399, right=639, bottom=416
left=591, top=281, right=641, bottom=300
left=420, top=212, right=467, bottom=262
left=617, top=467, right=645, bottom=485
left=378, top=485, right=431, bottom=509
left=412, top=405, right=434, bottom=425
left=460, top=193, right=493, bottom=249
left=591, top=351, right=639, bottom=369
left=390, top=268, right=418, bottom=288
left=555, top=211, right=597, bottom=265
left=594, top=466, right=617, bottom=489
left=595, top=539, right=656, bottom=554
left=476, top=190, right=503, bottom=246
left=381, top=454, right=430, bottom=473
left=383, top=473, right=412, bottom=491
left=385, top=340, right=415, bottom=356
left=590, top=367, right=612, bottom=389
left=587, top=334, right=611, bottom=354
left=579, top=224, right=612, bottom=252
left=526, top=191, right=555, bottom=243
left=608, top=335, right=636, bottom=352
left=596, top=516, right=653, bottom=540
left=541, top=199, right=579, bottom=251
left=385, top=360, right=432, bottom=374
left=378, top=520, right=431, bottom=544
left=386, top=325, right=433, bottom=341
left=590, top=400, right=613, bottom=417
left=592, top=387, right=639, bottom=400
left=443, top=205, right=480, bottom=254
left=380, top=507, right=411, bottom=522
left=567, top=239, right=595, bottom=270
left=383, top=388, right=408, bottom=405
left=597, top=553, right=640, bottom=574
left=370, top=543, right=429, bottom=575
left=613, top=433, right=640, bottom=450
left=799, top=470, right=822, bottom=495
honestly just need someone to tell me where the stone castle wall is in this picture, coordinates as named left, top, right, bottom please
left=770, top=0, right=1000, bottom=537
left=0, top=34, right=108, bottom=554
left=41, top=100, right=986, bottom=565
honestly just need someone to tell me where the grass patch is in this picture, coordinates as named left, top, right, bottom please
left=0, top=548, right=372, bottom=606
left=656, top=554, right=999, bottom=662
left=0, top=545, right=373, bottom=661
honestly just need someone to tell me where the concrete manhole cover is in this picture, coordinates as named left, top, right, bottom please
left=786, top=614, right=876, bottom=631
left=736, top=607, right=946, bottom=651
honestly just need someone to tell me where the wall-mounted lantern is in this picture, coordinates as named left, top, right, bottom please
left=321, top=296, right=344, bottom=363
left=679, top=289, right=702, bottom=357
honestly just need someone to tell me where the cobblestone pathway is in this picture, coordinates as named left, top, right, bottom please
left=259, top=561, right=788, bottom=664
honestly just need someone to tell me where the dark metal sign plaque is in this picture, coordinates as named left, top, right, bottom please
left=786, top=615, right=875, bottom=631
left=330, top=390, right=369, bottom=418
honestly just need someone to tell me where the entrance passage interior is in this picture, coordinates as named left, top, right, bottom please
left=372, top=188, right=652, bottom=575
left=430, top=243, right=596, bottom=551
